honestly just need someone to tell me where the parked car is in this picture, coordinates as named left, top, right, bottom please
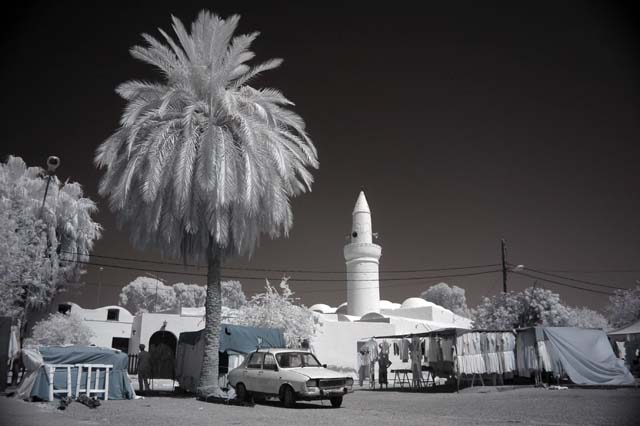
left=228, top=348, right=354, bottom=408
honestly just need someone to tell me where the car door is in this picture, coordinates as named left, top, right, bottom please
left=258, top=353, right=280, bottom=395
left=244, top=352, right=264, bottom=392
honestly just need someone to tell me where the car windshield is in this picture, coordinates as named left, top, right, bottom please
left=276, top=352, right=321, bottom=368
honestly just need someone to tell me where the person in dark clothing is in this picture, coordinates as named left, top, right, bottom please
left=137, top=344, right=152, bottom=393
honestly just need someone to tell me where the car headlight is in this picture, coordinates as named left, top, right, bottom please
left=306, top=379, right=319, bottom=388
left=345, top=378, right=354, bottom=386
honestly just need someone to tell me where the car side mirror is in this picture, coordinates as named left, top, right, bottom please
left=323, top=364, right=327, bottom=368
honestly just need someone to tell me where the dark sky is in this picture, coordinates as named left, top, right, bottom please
left=2, top=1, right=639, bottom=312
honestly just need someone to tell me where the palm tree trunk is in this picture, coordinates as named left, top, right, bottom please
left=197, top=239, right=224, bottom=399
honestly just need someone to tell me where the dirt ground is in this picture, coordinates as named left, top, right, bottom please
left=1, top=386, right=639, bottom=426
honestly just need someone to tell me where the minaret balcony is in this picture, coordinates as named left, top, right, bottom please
left=343, top=242, right=382, bottom=262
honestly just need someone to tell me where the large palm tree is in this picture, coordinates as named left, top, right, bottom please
left=95, top=11, right=318, bottom=398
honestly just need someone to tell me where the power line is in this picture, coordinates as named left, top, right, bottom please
left=60, top=250, right=499, bottom=274
left=80, top=269, right=501, bottom=295
left=511, top=271, right=615, bottom=296
left=515, top=266, right=625, bottom=290
left=64, top=258, right=501, bottom=283
left=544, top=269, right=640, bottom=273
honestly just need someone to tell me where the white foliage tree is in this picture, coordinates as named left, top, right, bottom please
left=606, top=286, right=640, bottom=329
left=119, top=276, right=176, bottom=313
left=472, top=287, right=571, bottom=330
left=420, top=282, right=470, bottom=317
left=25, top=313, right=94, bottom=346
left=228, top=278, right=316, bottom=347
left=173, top=282, right=207, bottom=308
left=0, top=156, right=101, bottom=336
left=565, top=306, right=609, bottom=330
left=221, top=280, right=247, bottom=309
left=0, top=201, right=48, bottom=319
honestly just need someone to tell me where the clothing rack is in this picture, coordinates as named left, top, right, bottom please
left=366, top=329, right=518, bottom=392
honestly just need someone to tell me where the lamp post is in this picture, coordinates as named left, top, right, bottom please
left=41, top=156, right=60, bottom=212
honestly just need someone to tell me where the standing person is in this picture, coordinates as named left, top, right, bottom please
left=137, top=344, right=151, bottom=394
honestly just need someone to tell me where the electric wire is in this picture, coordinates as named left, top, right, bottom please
left=60, top=250, right=499, bottom=274
left=80, top=270, right=502, bottom=295
left=511, top=265, right=625, bottom=290
left=511, top=271, right=615, bottom=296
left=64, top=258, right=501, bottom=283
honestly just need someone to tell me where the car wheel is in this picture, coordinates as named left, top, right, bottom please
left=282, top=385, right=296, bottom=408
left=330, top=396, right=343, bottom=408
left=236, top=383, right=248, bottom=402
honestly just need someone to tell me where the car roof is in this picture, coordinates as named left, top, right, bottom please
left=253, top=348, right=312, bottom=354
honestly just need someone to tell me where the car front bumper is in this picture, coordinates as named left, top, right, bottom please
left=299, top=386, right=354, bottom=400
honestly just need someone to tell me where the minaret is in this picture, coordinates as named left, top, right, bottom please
left=343, top=191, right=382, bottom=316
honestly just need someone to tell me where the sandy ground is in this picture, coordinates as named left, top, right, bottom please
left=1, top=386, right=639, bottom=426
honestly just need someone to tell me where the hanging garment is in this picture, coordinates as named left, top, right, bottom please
left=401, top=338, right=410, bottom=362
left=393, top=341, right=400, bottom=356
left=379, top=340, right=390, bottom=355
left=516, top=329, right=538, bottom=377
left=427, top=337, right=440, bottom=363
left=455, top=332, right=487, bottom=374
left=499, top=332, right=517, bottom=373
left=537, top=340, right=553, bottom=372
left=367, top=339, right=379, bottom=364
left=357, top=349, right=369, bottom=386
left=410, top=339, right=422, bottom=385
left=423, top=337, right=430, bottom=362
left=360, top=339, right=379, bottom=364
left=441, top=338, right=454, bottom=362
left=615, top=341, right=626, bottom=361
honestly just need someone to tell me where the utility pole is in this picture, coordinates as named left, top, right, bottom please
left=501, top=239, right=507, bottom=293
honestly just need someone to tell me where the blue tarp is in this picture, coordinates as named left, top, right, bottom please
left=29, top=346, right=134, bottom=400
left=543, top=327, right=635, bottom=386
left=178, top=324, right=286, bottom=354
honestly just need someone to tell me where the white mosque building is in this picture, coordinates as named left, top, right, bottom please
left=308, top=191, right=472, bottom=374
left=58, top=190, right=470, bottom=379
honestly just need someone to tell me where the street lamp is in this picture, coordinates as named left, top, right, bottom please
left=511, top=265, right=525, bottom=272
left=41, top=156, right=60, bottom=211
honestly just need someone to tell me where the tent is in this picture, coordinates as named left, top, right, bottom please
left=17, top=345, right=134, bottom=400
left=608, top=319, right=640, bottom=375
left=175, top=324, right=286, bottom=392
left=518, top=327, right=635, bottom=386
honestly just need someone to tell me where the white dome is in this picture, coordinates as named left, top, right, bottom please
left=401, top=297, right=432, bottom=309
left=379, top=300, right=398, bottom=310
left=309, top=304, right=335, bottom=314
left=360, top=312, right=387, bottom=321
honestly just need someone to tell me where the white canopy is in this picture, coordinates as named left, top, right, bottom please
left=608, top=319, right=640, bottom=336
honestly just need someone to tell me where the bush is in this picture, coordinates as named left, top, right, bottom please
left=26, top=313, right=93, bottom=346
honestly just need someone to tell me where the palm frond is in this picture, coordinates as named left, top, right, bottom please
left=96, top=10, right=318, bottom=262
